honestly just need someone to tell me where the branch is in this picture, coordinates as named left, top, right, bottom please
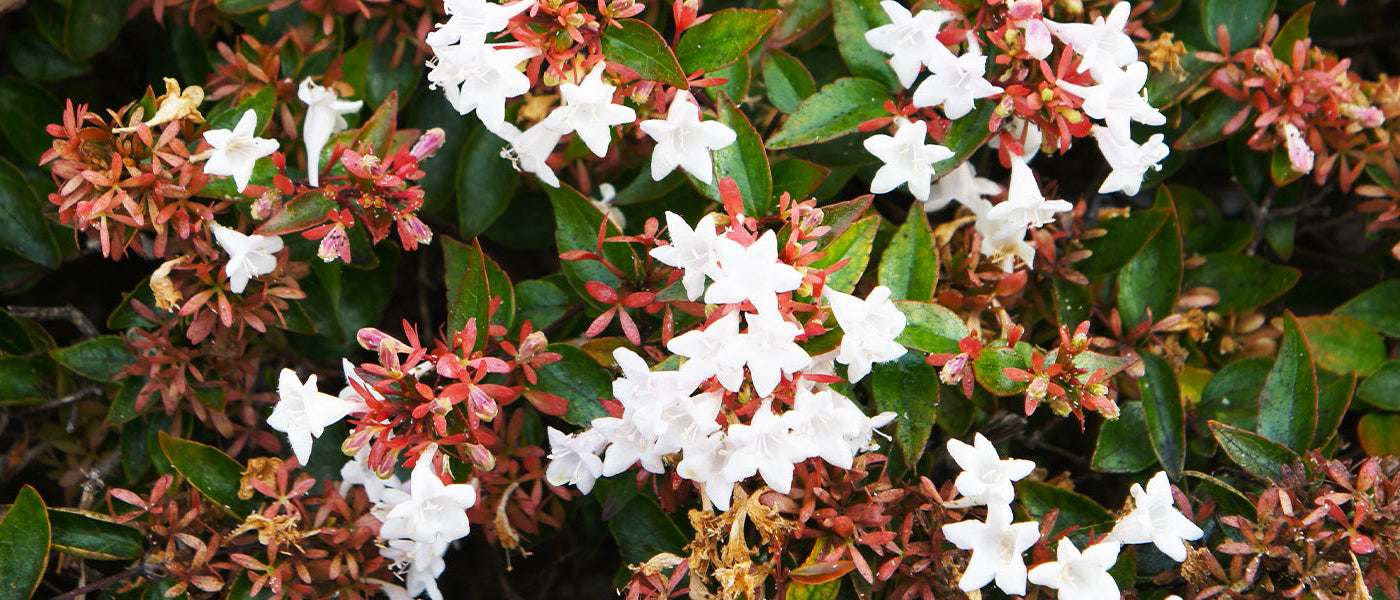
left=50, top=566, right=146, bottom=600
left=6, top=305, right=100, bottom=339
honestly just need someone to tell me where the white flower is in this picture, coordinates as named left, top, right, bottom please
left=427, top=42, right=539, bottom=135
left=1283, top=122, right=1315, bottom=174
left=727, top=310, right=813, bottom=398
left=592, top=348, right=693, bottom=475
left=825, top=285, right=907, bottom=383
left=987, top=160, right=1072, bottom=230
left=1021, top=18, right=1054, bottom=60
left=863, top=118, right=954, bottom=202
left=783, top=387, right=870, bottom=469
left=202, top=109, right=278, bottom=193
left=425, top=0, right=533, bottom=48
left=942, top=509, right=1041, bottom=595
left=1093, top=126, right=1169, bottom=196
left=925, top=162, right=1002, bottom=213
left=339, top=446, right=403, bottom=504
left=209, top=223, right=283, bottom=294
left=863, top=1, right=957, bottom=88
left=338, top=358, right=380, bottom=412
left=298, top=78, right=363, bottom=187
left=991, top=116, right=1045, bottom=162
left=964, top=194, right=1038, bottom=273
left=545, top=427, right=608, bottom=493
left=268, top=368, right=359, bottom=465
left=947, top=433, right=1036, bottom=507
left=379, top=445, right=477, bottom=545
left=499, top=120, right=565, bottom=187
left=550, top=62, right=637, bottom=157
left=649, top=211, right=723, bottom=301
left=1056, top=62, right=1164, bottom=144
left=639, top=91, right=737, bottom=184
left=657, top=390, right=724, bottom=452
left=912, top=38, right=1004, bottom=120
left=1045, top=1, right=1138, bottom=75
left=704, top=230, right=804, bottom=315
left=667, top=310, right=746, bottom=391
left=1027, top=538, right=1122, bottom=600
left=1106, top=471, right=1204, bottom=561
left=722, top=400, right=814, bottom=494
left=378, top=538, right=449, bottom=600
left=676, top=431, right=741, bottom=510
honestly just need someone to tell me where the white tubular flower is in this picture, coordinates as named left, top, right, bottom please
left=783, top=387, right=867, bottom=469
left=378, top=539, right=449, bottom=600
left=639, top=91, right=737, bottom=184
left=704, top=230, right=804, bottom=315
left=676, top=431, right=740, bottom=511
left=338, top=358, right=380, bottom=412
left=1106, top=471, right=1204, bottom=561
left=378, top=445, right=477, bottom=545
left=209, top=222, right=282, bottom=294
left=987, top=160, right=1072, bottom=230
left=727, top=310, right=813, bottom=398
left=201, top=109, right=278, bottom=193
left=499, top=120, right=565, bottom=187
left=721, top=400, right=814, bottom=494
left=863, top=118, right=954, bottom=202
left=825, top=285, right=907, bottom=383
left=1093, top=126, right=1169, bottom=196
left=942, top=508, right=1041, bottom=595
left=426, top=0, right=533, bottom=48
left=427, top=43, right=539, bottom=135
left=649, top=211, right=723, bottom=301
left=1045, top=1, right=1138, bottom=74
left=912, top=37, right=1003, bottom=120
left=667, top=310, right=746, bottom=392
left=339, top=446, right=403, bottom=504
left=551, top=62, right=637, bottom=157
left=925, top=162, right=1001, bottom=213
left=268, top=368, right=359, bottom=465
left=298, top=78, right=363, bottom=187
left=545, top=427, right=608, bottom=493
left=947, top=433, right=1036, bottom=507
left=1056, top=62, right=1164, bottom=144
left=1027, top=539, right=1122, bottom=600
left=863, top=0, right=957, bottom=88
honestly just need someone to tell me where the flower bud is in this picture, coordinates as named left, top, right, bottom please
left=317, top=225, right=349, bottom=262
left=519, top=330, right=549, bottom=359
left=410, top=127, right=447, bottom=161
left=466, top=443, right=496, bottom=471
left=939, top=354, right=969, bottom=385
left=402, top=215, right=434, bottom=246
left=357, top=327, right=412, bottom=353
left=467, top=386, right=499, bottom=422
left=251, top=190, right=279, bottom=220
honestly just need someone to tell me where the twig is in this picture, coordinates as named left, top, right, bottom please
left=6, top=305, right=100, bottom=339
left=50, top=566, right=146, bottom=600
left=18, top=385, right=101, bottom=415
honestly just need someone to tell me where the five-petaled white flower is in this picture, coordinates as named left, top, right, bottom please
left=1056, top=62, right=1164, bottom=144
left=1107, top=471, right=1204, bottom=561
left=550, top=62, right=637, bottom=157
left=721, top=400, right=814, bottom=494
left=704, top=230, right=804, bottom=315
left=427, top=42, right=540, bottom=135
left=784, top=387, right=874, bottom=470
left=298, top=78, right=363, bottom=187
left=727, top=310, right=813, bottom=398
left=987, top=160, right=1073, bottom=230
left=210, top=222, right=283, bottom=294
left=825, top=285, right=907, bottom=383
left=425, top=0, right=533, bottom=48
left=925, top=162, right=1002, bottom=213
left=1027, top=538, right=1122, bottom=600
left=1045, top=1, right=1138, bottom=75
left=545, top=427, right=608, bottom=493
left=912, top=36, right=1003, bottom=120
left=1093, top=126, right=1169, bottom=196
left=947, top=433, right=1036, bottom=507
left=639, top=91, right=737, bottom=184
left=268, top=368, right=359, bottom=465
left=863, top=1, right=957, bottom=88
left=676, top=431, right=741, bottom=510
left=201, top=109, right=278, bottom=193
left=864, top=118, right=954, bottom=202
left=942, top=508, right=1042, bottom=595
left=499, top=120, right=565, bottom=187
left=649, top=211, right=723, bottom=301
left=668, top=309, right=746, bottom=391
left=379, top=445, right=478, bottom=545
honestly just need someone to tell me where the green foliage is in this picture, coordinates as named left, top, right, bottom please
left=870, top=353, right=939, bottom=469
left=0, top=486, right=49, bottom=600
left=158, top=432, right=257, bottom=518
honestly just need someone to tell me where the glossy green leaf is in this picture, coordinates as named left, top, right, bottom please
left=534, top=344, right=612, bottom=427
left=6, top=30, right=90, bottom=81
left=158, top=432, right=256, bottom=518
left=443, top=237, right=515, bottom=341
left=64, top=0, right=134, bottom=60
left=1016, top=480, right=1112, bottom=536
left=704, top=51, right=751, bottom=105
left=1184, top=221, right=1254, bottom=255
left=601, top=19, right=688, bottom=89
left=871, top=353, right=939, bottom=469
left=1313, top=373, right=1354, bottom=449
left=50, top=335, right=135, bottom=381
left=831, top=0, right=900, bottom=91
left=0, top=158, right=61, bottom=268
left=1182, top=470, right=1257, bottom=518
left=1074, top=209, right=1168, bottom=276
left=546, top=183, right=638, bottom=309
left=0, top=357, right=52, bottom=406
left=1358, top=413, right=1400, bottom=457
left=0, top=486, right=48, bottom=600
left=1117, top=197, right=1181, bottom=331
left=893, top=300, right=968, bottom=355
left=349, top=91, right=399, bottom=158
left=605, top=490, right=689, bottom=566
left=1092, top=402, right=1158, bottom=473
left=0, top=79, right=61, bottom=164
left=878, top=213, right=937, bottom=302
left=1201, top=0, right=1276, bottom=50
left=973, top=346, right=1029, bottom=397
left=1208, top=420, right=1300, bottom=482
left=767, top=77, right=889, bottom=149
left=1271, top=4, right=1314, bottom=59
left=1053, top=278, right=1092, bottom=328
left=457, top=127, right=519, bottom=237
left=768, top=0, right=831, bottom=47
left=1257, top=313, right=1316, bottom=454
left=1199, top=357, right=1271, bottom=430
left=47, top=508, right=142, bottom=561
left=674, top=9, right=778, bottom=74
left=1335, top=280, right=1400, bottom=337
left=1139, top=353, right=1186, bottom=478
left=254, top=191, right=336, bottom=237
left=809, top=214, right=878, bottom=292
left=516, top=279, right=572, bottom=330
left=770, top=158, right=828, bottom=203
left=930, top=101, right=996, bottom=176
left=698, top=96, right=773, bottom=217
left=761, top=49, right=816, bottom=114
left=1296, top=315, right=1383, bottom=376
left=1175, top=95, right=1250, bottom=150
left=1184, top=253, right=1298, bottom=312
left=105, top=377, right=145, bottom=425
left=1357, top=360, right=1400, bottom=411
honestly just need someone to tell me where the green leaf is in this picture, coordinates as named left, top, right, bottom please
left=0, top=486, right=49, bottom=600
left=768, top=0, right=831, bottom=47
left=674, top=9, right=779, bottom=74
left=1313, top=373, right=1354, bottom=449
left=770, top=158, right=829, bottom=204
left=1257, top=313, right=1316, bottom=454
left=767, top=77, right=889, bottom=149
left=64, top=0, right=134, bottom=60
left=1016, top=480, right=1112, bottom=536
left=0, top=357, right=52, bottom=406
left=1199, top=357, right=1271, bottom=430
left=704, top=52, right=751, bottom=105
left=1092, top=402, right=1158, bottom=473
left=349, top=91, right=399, bottom=158
left=363, top=40, right=421, bottom=111
left=533, top=344, right=612, bottom=427
left=1184, top=253, right=1298, bottom=313
left=1296, top=315, right=1383, bottom=376
left=105, top=377, right=145, bottom=425
left=1208, top=420, right=1300, bottom=482
left=605, top=490, right=689, bottom=566
left=878, top=213, right=938, bottom=302
left=216, top=0, right=275, bottom=12
left=50, top=335, right=134, bottom=381
left=1054, top=278, right=1092, bottom=328
left=1175, top=95, right=1250, bottom=150
left=546, top=184, right=638, bottom=309
left=158, top=432, right=256, bottom=518
left=973, top=346, right=1029, bottom=397
left=5, top=30, right=90, bottom=81
left=515, top=279, right=572, bottom=330
left=696, top=96, right=773, bottom=217
left=1185, top=221, right=1254, bottom=255
left=1201, top=0, right=1276, bottom=50
left=1139, top=353, right=1186, bottom=478
left=457, top=127, right=519, bottom=237
left=761, top=49, right=816, bottom=114
left=809, top=214, right=878, bottom=292
left=1358, top=360, right=1400, bottom=411
left=47, top=508, right=142, bottom=561
left=443, top=237, right=515, bottom=341
left=0, top=79, right=62, bottom=164
left=1358, top=413, right=1400, bottom=457
left=601, top=19, right=688, bottom=89
left=930, top=101, right=997, bottom=177
left=254, top=191, right=336, bottom=237
left=871, top=353, right=939, bottom=469
left=1116, top=196, right=1181, bottom=331
left=831, top=0, right=900, bottom=91
left=1182, top=470, right=1257, bottom=518
left=0, top=158, right=61, bottom=268
left=1271, top=4, right=1314, bottom=59
left=1335, top=280, right=1400, bottom=337
left=893, top=300, right=968, bottom=355
left=1074, top=209, right=1169, bottom=276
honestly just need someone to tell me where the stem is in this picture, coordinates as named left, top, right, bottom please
left=5, top=305, right=100, bottom=339
left=50, top=566, right=146, bottom=600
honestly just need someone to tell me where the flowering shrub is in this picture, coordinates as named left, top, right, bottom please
left=2, top=0, right=1400, bottom=599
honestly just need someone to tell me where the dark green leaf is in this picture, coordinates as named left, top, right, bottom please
left=1017, top=480, right=1112, bottom=536
left=158, top=432, right=256, bottom=518
left=767, top=77, right=888, bottom=149
left=349, top=91, right=399, bottom=158
left=1257, top=313, right=1316, bottom=454
left=1139, top=353, right=1186, bottom=478
left=606, top=491, right=689, bottom=566
left=1271, top=4, right=1314, bottom=59
left=457, top=127, right=519, bottom=237
left=105, top=377, right=145, bottom=425
left=255, top=191, right=336, bottom=237
left=1358, top=360, right=1400, bottom=411
left=871, top=353, right=939, bottom=469
left=601, top=20, right=688, bottom=89
left=761, top=49, right=816, bottom=114
left=1208, top=420, right=1300, bottom=482
left=1075, top=209, right=1169, bottom=276
left=878, top=213, right=937, bottom=302
left=1296, top=315, right=1382, bottom=375
left=1201, top=0, right=1276, bottom=50
left=973, top=346, right=1029, bottom=397
left=546, top=184, right=639, bottom=309
left=6, top=30, right=90, bottom=81
left=0, top=79, right=62, bottom=164
left=1182, top=470, right=1256, bottom=518
left=1313, top=373, right=1354, bottom=449
left=768, top=0, right=831, bottom=47
left=1184, top=253, right=1298, bottom=313
left=47, top=508, right=142, bottom=561
left=64, top=0, right=134, bottom=60
left=0, top=486, right=48, bottom=600
left=0, top=357, right=52, bottom=406
left=831, top=0, right=900, bottom=91
left=1092, top=402, right=1158, bottom=473
left=930, top=101, right=996, bottom=176
left=1335, top=280, right=1400, bottom=337
left=808, top=214, right=878, bottom=292
left=364, top=40, right=421, bottom=110
left=893, top=300, right=968, bottom=355
left=51, top=335, right=134, bottom=381
left=534, top=345, right=612, bottom=427
left=443, top=237, right=515, bottom=340
left=703, top=52, right=750, bottom=105
left=1175, top=95, right=1250, bottom=150
left=770, top=158, right=829, bottom=204
left=1054, top=278, right=1092, bottom=328
left=696, top=96, right=773, bottom=217
left=1358, top=413, right=1400, bottom=457
left=675, top=9, right=779, bottom=74
left=515, top=279, right=572, bottom=329
left=1117, top=196, right=1181, bottom=331
left=0, top=158, right=61, bottom=268
left=1199, top=357, right=1271, bottom=430
left=1184, top=221, right=1253, bottom=255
